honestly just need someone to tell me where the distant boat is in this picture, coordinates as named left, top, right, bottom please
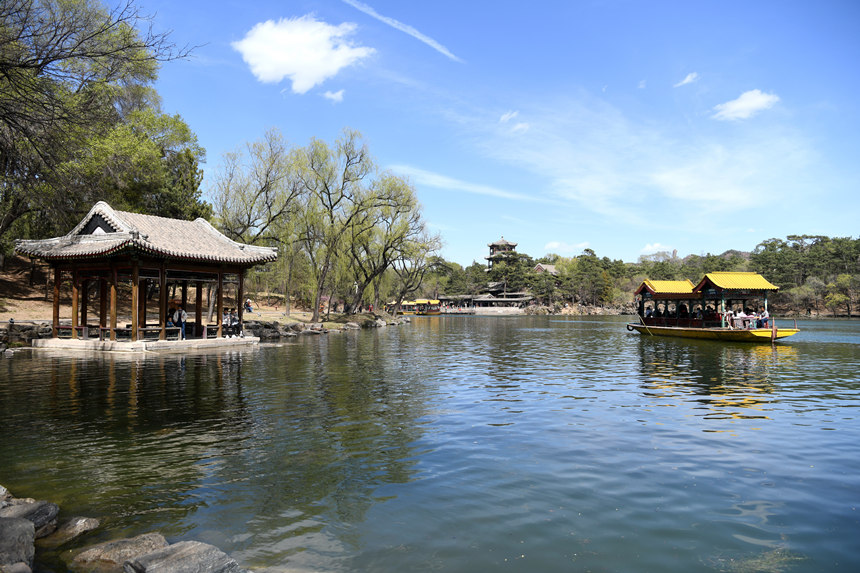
left=414, top=299, right=441, bottom=315
left=626, top=272, right=799, bottom=342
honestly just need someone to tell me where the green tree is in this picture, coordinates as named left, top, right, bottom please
left=345, top=173, right=427, bottom=312
left=211, top=128, right=301, bottom=245
left=1, top=0, right=189, bottom=244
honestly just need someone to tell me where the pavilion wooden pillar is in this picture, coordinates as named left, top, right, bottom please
left=181, top=280, right=188, bottom=310
left=216, top=271, right=224, bottom=338
left=131, top=261, right=140, bottom=341
left=237, top=271, right=245, bottom=333
left=70, top=269, right=79, bottom=340
left=80, top=279, right=89, bottom=335
left=159, top=266, right=167, bottom=340
left=52, top=267, right=61, bottom=338
left=195, top=281, right=203, bottom=339
left=109, top=267, right=118, bottom=341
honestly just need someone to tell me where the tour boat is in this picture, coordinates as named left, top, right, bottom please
left=414, top=299, right=441, bottom=315
left=626, top=272, right=800, bottom=342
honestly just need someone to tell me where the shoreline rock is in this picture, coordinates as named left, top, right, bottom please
left=0, top=485, right=246, bottom=573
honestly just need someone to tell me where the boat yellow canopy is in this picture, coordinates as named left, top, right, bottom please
left=694, top=272, right=779, bottom=292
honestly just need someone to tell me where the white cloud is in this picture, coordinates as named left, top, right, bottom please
left=641, top=243, right=671, bottom=255
left=500, top=110, right=518, bottom=123
left=638, top=79, right=647, bottom=89
left=511, top=123, right=530, bottom=134
left=544, top=240, right=590, bottom=255
left=712, top=89, right=780, bottom=121
left=460, top=92, right=812, bottom=231
left=673, top=72, right=699, bottom=87
left=323, top=89, right=345, bottom=103
left=232, top=15, right=374, bottom=94
left=390, top=165, right=539, bottom=201
left=341, top=0, right=463, bottom=62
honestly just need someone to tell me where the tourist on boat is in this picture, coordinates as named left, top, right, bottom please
left=724, top=308, right=734, bottom=329
left=758, top=307, right=770, bottom=328
left=645, top=307, right=653, bottom=318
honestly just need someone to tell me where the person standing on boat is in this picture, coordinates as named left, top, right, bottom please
left=758, top=307, right=769, bottom=328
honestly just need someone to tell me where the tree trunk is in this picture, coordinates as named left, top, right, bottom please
left=285, top=257, right=293, bottom=317
left=207, top=285, right=216, bottom=321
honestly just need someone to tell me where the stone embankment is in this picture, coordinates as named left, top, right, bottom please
left=0, top=484, right=247, bottom=572
left=523, top=302, right=636, bottom=316
left=242, top=314, right=409, bottom=340
left=0, top=315, right=410, bottom=352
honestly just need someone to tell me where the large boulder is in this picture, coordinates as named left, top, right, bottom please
left=0, top=501, right=59, bottom=539
left=122, top=541, right=246, bottom=573
left=0, top=517, right=35, bottom=569
left=71, top=533, right=168, bottom=572
left=39, top=517, right=100, bottom=548
left=0, top=562, right=32, bottom=573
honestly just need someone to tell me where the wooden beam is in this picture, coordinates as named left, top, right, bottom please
left=52, top=267, right=60, bottom=338
left=159, top=266, right=167, bottom=340
left=71, top=269, right=79, bottom=340
left=80, top=279, right=89, bottom=331
left=217, top=271, right=224, bottom=338
left=110, top=267, right=117, bottom=341
left=237, top=271, right=245, bottom=333
left=131, top=260, right=139, bottom=341
left=195, top=281, right=203, bottom=339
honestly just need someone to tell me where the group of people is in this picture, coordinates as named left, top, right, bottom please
left=166, top=306, right=188, bottom=340
left=644, top=303, right=770, bottom=329
left=223, top=308, right=241, bottom=337
left=164, top=303, right=248, bottom=340
left=724, top=307, right=770, bottom=329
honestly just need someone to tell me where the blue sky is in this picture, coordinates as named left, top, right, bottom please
left=143, top=0, right=860, bottom=267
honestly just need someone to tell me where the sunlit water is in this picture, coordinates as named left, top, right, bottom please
left=1, top=316, right=859, bottom=572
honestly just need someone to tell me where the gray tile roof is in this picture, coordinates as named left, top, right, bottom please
left=15, top=201, right=278, bottom=266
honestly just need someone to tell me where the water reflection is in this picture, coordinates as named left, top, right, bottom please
left=634, top=337, right=803, bottom=425
left=0, top=339, right=429, bottom=567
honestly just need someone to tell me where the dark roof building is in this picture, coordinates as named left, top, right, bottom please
left=14, top=201, right=277, bottom=343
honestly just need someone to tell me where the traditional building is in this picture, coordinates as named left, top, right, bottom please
left=485, top=236, right=517, bottom=269
left=533, top=263, right=558, bottom=276
left=14, top=201, right=277, bottom=343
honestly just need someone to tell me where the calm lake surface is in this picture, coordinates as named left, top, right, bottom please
left=1, top=316, right=859, bottom=572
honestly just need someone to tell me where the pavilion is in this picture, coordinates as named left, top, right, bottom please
left=14, top=201, right=277, bottom=344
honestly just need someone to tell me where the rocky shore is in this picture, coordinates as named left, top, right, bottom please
left=0, top=484, right=248, bottom=573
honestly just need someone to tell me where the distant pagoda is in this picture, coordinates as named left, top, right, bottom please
left=485, top=236, right=517, bottom=269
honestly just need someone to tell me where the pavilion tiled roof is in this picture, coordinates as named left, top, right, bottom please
left=488, top=236, right=517, bottom=247
left=14, top=201, right=278, bottom=266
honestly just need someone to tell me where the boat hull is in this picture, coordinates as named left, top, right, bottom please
left=626, top=323, right=799, bottom=341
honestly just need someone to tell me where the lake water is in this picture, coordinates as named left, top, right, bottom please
left=1, top=316, right=859, bottom=572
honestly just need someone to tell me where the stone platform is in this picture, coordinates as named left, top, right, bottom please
left=31, top=336, right=260, bottom=353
